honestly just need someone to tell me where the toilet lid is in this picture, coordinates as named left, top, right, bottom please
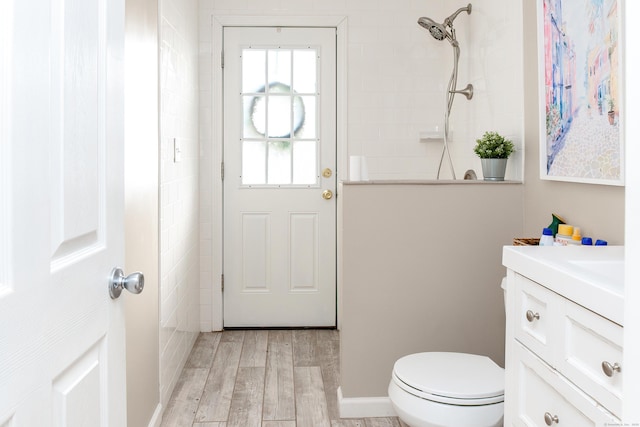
left=392, top=352, right=504, bottom=403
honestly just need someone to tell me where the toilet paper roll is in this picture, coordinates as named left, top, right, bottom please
left=349, top=155, right=361, bottom=181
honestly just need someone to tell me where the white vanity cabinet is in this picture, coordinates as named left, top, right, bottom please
left=503, top=246, right=624, bottom=427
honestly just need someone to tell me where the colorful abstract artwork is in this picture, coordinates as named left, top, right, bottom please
left=538, top=0, right=624, bottom=185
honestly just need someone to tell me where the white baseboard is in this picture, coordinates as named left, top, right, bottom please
left=148, top=403, right=163, bottom=427
left=337, top=387, right=397, bottom=418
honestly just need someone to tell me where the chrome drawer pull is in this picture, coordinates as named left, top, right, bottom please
left=544, top=412, right=559, bottom=425
left=526, top=310, right=540, bottom=322
left=602, top=361, right=621, bottom=377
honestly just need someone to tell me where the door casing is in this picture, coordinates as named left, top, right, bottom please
left=208, top=15, right=348, bottom=331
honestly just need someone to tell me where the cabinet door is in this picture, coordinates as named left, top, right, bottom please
left=514, top=275, right=561, bottom=363
left=561, top=300, right=623, bottom=417
left=512, top=342, right=619, bottom=426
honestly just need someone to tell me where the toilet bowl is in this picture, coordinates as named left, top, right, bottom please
left=388, top=279, right=508, bottom=427
left=388, top=352, right=504, bottom=427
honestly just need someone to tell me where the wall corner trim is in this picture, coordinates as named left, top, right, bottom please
left=337, top=387, right=397, bottom=419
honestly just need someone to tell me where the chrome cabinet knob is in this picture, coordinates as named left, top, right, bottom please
left=544, top=412, right=559, bottom=425
left=526, top=310, right=540, bottom=322
left=602, top=361, right=621, bottom=377
left=109, top=267, right=145, bottom=299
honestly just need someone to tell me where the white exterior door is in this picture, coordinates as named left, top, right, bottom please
left=223, top=27, right=336, bottom=327
left=0, top=0, right=127, bottom=425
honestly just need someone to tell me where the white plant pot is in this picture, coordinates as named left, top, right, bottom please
left=481, top=158, right=508, bottom=181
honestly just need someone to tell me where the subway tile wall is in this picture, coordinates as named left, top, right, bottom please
left=159, top=0, right=200, bottom=406
left=197, top=0, right=524, bottom=329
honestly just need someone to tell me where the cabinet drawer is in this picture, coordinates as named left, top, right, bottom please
left=513, top=275, right=559, bottom=363
left=561, top=300, right=623, bottom=418
left=512, top=342, right=619, bottom=427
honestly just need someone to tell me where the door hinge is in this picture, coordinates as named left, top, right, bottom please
left=221, top=161, right=225, bottom=180
left=221, top=274, right=224, bottom=292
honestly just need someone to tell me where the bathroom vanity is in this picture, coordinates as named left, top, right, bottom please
left=503, top=245, right=624, bottom=425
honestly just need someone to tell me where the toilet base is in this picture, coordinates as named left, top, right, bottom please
left=388, top=380, right=503, bottom=427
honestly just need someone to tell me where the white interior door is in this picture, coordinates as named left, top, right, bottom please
left=0, top=0, right=127, bottom=425
left=223, top=27, right=336, bottom=327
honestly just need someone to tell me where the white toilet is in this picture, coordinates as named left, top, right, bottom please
left=388, top=351, right=504, bottom=427
left=388, top=279, right=507, bottom=427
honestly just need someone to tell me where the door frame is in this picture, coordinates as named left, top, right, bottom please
left=209, top=15, right=348, bottom=331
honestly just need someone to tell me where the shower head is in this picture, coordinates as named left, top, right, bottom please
left=418, top=4, right=471, bottom=43
left=417, top=17, right=449, bottom=41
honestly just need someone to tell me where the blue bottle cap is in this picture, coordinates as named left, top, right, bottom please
left=542, top=227, right=553, bottom=236
left=595, top=239, right=608, bottom=246
left=581, top=237, right=593, bottom=245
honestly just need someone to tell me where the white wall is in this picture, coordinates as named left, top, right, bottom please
left=197, top=0, right=524, bottom=329
left=159, top=0, right=201, bottom=406
left=124, top=0, right=160, bottom=424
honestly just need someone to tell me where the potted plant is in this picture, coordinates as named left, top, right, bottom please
left=606, top=96, right=615, bottom=125
left=473, top=131, right=514, bottom=181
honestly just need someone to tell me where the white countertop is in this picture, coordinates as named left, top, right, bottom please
left=503, top=245, right=624, bottom=325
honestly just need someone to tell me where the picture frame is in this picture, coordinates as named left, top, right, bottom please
left=538, top=0, right=624, bottom=186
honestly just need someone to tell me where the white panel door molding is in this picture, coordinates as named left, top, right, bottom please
left=223, top=27, right=336, bottom=327
left=0, top=0, right=127, bottom=425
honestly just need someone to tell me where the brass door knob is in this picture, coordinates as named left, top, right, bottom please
left=322, top=168, right=332, bottom=178
left=322, top=190, right=333, bottom=200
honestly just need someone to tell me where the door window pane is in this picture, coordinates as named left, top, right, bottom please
left=242, top=141, right=266, bottom=185
left=293, top=50, right=317, bottom=93
left=243, top=95, right=264, bottom=138
left=267, top=94, right=292, bottom=138
left=267, top=141, right=292, bottom=184
left=293, top=141, right=317, bottom=185
left=242, top=49, right=266, bottom=93
left=296, top=96, right=316, bottom=139
left=268, top=50, right=291, bottom=88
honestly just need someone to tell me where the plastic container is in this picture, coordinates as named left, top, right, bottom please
left=581, top=237, right=593, bottom=246
left=557, top=224, right=573, bottom=236
left=595, top=239, right=608, bottom=246
left=571, top=227, right=582, bottom=244
left=555, top=233, right=580, bottom=246
left=539, top=228, right=554, bottom=246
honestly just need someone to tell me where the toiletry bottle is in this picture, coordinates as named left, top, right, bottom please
left=571, top=227, right=582, bottom=245
left=555, top=224, right=574, bottom=246
left=539, top=228, right=554, bottom=246
left=582, top=237, right=593, bottom=246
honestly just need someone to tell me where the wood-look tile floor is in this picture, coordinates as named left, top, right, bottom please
left=160, top=329, right=402, bottom=427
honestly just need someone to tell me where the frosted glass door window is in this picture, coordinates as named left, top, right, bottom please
left=241, top=47, right=319, bottom=186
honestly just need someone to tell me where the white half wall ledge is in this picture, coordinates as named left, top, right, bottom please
left=337, top=387, right=397, bottom=419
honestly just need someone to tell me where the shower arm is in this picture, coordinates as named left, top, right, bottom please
left=444, top=4, right=472, bottom=28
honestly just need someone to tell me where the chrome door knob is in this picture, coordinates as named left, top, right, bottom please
left=109, top=267, right=145, bottom=299
left=544, top=412, right=559, bottom=425
left=526, top=310, right=540, bottom=322
left=602, top=361, right=621, bottom=377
